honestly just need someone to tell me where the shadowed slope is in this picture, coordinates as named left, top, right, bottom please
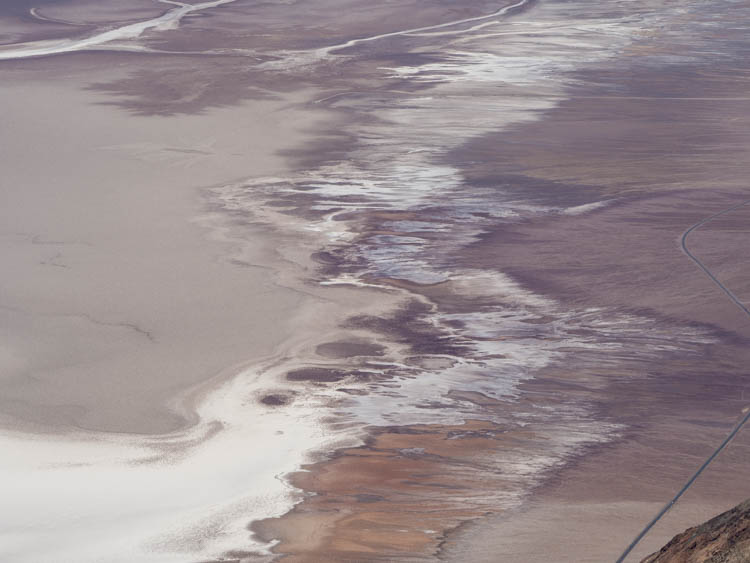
left=642, top=500, right=750, bottom=563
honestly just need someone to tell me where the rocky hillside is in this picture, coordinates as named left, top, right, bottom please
left=642, top=500, right=750, bottom=562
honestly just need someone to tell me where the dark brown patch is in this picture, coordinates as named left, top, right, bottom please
left=286, top=367, right=349, bottom=382
left=315, top=340, right=386, bottom=359
left=355, top=493, right=385, bottom=503
left=260, top=394, right=290, bottom=406
left=344, top=299, right=468, bottom=357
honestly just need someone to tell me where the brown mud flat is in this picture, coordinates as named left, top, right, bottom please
left=258, top=9, right=750, bottom=561
left=252, top=420, right=533, bottom=562
left=260, top=188, right=750, bottom=562
left=436, top=24, right=750, bottom=562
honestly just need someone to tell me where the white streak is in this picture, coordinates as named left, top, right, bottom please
left=0, top=355, right=344, bottom=562
left=561, top=200, right=613, bottom=215
left=316, top=0, right=531, bottom=56
left=0, top=0, right=237, bottom=60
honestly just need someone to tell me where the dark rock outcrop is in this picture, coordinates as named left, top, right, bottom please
left=642, top=500, right=750, bottom=563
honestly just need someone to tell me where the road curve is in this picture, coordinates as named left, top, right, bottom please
left=616, top=199, right=750, bottom=562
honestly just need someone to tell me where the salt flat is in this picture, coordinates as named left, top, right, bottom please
left=2, top=0, right=750, bottom=561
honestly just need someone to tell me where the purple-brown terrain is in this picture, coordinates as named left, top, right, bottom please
left=1, top=0, right=750, bottom=561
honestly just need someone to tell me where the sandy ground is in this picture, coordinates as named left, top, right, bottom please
left=437, top=11, right=750, bottom=558
left=448, top=417, right=750, bottom=562
left=0, top=63, right=327, bottom=434
left=250, top=1, right=750, bottom=559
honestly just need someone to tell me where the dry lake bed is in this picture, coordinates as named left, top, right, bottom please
left=2, top=0, right=750, bottom=561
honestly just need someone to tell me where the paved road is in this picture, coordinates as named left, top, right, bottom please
left=616, top=199, right=750, bottom=563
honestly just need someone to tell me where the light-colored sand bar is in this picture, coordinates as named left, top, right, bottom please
left=0, top=0, right=238, bottom=59
left=0, top=66, right=364, bottom=560
left=0, top=77, right=320, bottom=434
